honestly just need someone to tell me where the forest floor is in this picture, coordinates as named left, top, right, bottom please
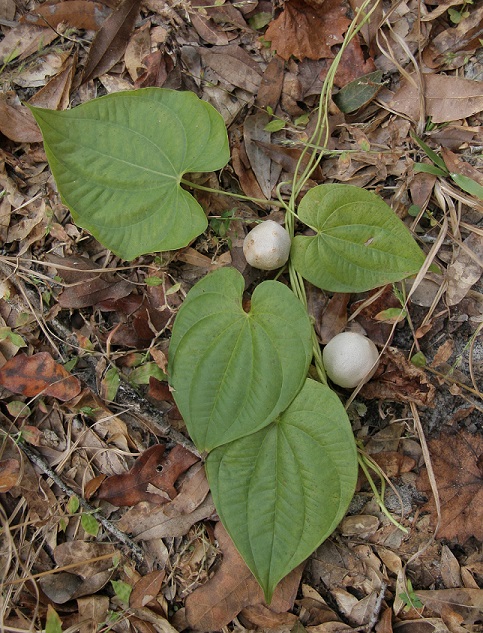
left=0, top=0, right=483, bottom=631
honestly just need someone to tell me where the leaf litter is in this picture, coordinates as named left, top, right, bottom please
left=0, top=0, right=483, bottom=630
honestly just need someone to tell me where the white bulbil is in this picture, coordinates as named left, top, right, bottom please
left=322, top=331, right=379, bottom=389
left=243, top=220, right=291, bottom=271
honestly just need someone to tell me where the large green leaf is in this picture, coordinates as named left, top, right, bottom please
left=29, top=88, right=230, bottom=260
left=291, top=184, right=426, bottom=292
left=206, top=378, right=358, bottom=602
left=168, top=267, right=312, bottom=452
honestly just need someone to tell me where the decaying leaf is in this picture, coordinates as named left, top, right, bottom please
left=0, top=93, right=42, bottom=143
left=388, top=74, right=483, bottom=123
left=0, top=352, right=82, bottom=401
left=130, top=570, right=166, bottom=608
left=265, top=0, right=350, bottom=61
left=360, top=347, right=435, bottom=406
left=82, top=0, right=143, bottom=83
left=97, top=444, right=199, bottom=506
left=117, top=462, right=214, bottom=540
left=185, top=522, right=303, bottom=631
left=446, top=232, right=483, bottom=306
left=0, top=458, right=21, bottom=493
left=416, top=430, right=483, bottom=542
left=47, top=255, right=133, bottom=309
left=20, top=1, right=111, bottom=30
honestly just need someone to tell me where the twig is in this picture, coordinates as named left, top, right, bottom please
left=17, top=440, right=145, bottom=563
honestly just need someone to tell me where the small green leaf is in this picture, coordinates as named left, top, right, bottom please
left=413, top=163, right=447, bottom=177
left=291, top=184, right=427, bottom=292
left=411, top=351, right=427, bottom=367
left=103, top=366, right=120, bottom=401
left=145, top=276, right=164, bottom=286
left=264, top=119, right=286, bottom=132
left=46, top=605, right=63, bottom=633
left=374, top=307, right=407, bottom=323
left=0, top=327, right=26, bottom=348
left=169, top=267, right=312, bottom=451
left=6, top=401, right=31, bottom=418
left=410, top=132, right=448, bottom=172
left=332, top=70, right=384, bottom=113
left=81, top=512, right=99, bottom=536
left=450, top=173, right=483, bottom=200
left=111, top=580, right=132, bottom=604
left=67, top=495, right=80, bottom=514
left=129, top=361, right=166, bottom=386
left=206, top=379, right=358, bottom=602
left=29, top=88, right=230, bottom=260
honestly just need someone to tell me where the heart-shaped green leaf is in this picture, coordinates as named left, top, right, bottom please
left=291, top=184, right=426, bottom=292
left=168, top=267, right=312, bottom=452
left=206, top=378, right=358, bottom=602
left=29, top=88, right=230, bottom=260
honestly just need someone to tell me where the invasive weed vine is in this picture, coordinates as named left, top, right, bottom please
left=30, top=0, right=431, bottom=601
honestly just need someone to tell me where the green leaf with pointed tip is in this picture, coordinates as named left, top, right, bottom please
left=206, top=378, right=358, bottom=603
left=450, top=173, right=483, bottom=200
left=29, top=88, right=230, bottom=260
left=168, top=267, right=312, bottom=452
left=291, top=184, right=426, bottom=293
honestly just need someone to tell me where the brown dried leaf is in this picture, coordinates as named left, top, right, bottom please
left=54, top=542, right=117, bottom=578
left=318, top=293, right=349, bottom=344
left=0, top=352, right=82, bottom=401
left=265, top=0, right=350, bottom=61
left=0, top=93, right=42, bottom=143
left=422, top=4, right=483, bottom=70
left=97, top=444, right=199, bottom=506
left=446, top=232, right=483, bottom=306
left=360, top=347, right=435, bottom=407
left=441, top=147, right=483, bottom=187
left=20, top=1, right=111, bottom=30
left=0, top=458, right=21, bottom=493
left=82, top=0, right=143, bottom=83
left=130, top=570, right=166, bottom=608
left=416, top=431, right=483, bottom=542
left=28, top=53, right=77, bottom=110
left=47, top=255, right=133, bottom=309
left=255, top=56, right=284, bottom=111
left=117, top=462, right=214, bottom=539
left=416, top=589, right=483, bottom=625
left=201, top=45, right=262, bottom=93
left=388, top=74, right=483, bottom=124
left=185, top=522, right=303, bottom=631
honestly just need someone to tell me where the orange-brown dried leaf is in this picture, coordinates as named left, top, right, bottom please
left=360, top=347, right=435, bottom=406
left=0, top=352, right=82, bottom=401
left=185, top=522, right=303, bottom=631
left=0, top=93, right=43, bottom=143
left=441, top=147, right=483, bottom=187
left=265, top=0, right=350, bottom=61
left=130, top=570, right=166, bottom=608
left=416, top=431, right=483, bottom=542
left=0, top=458, right=21, bottom=493
left=82, top=0, right=143, bottom=83
left=20, top=1, right=111, bottom=30
left=97, top=444, right=199, bottom=506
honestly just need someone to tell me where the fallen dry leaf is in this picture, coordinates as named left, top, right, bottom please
left=416, top=430, right=483, bottom=542
left=82, top=0, right=143, bottom=83
left=388, top=74, right=483, bottom=124
left=360, top=347, right=435, bottom=406
left=265, top=0, right=350, bottom=61
left=0, top=458, right=21, bottom=493
left=415, top=589, right=483, bottom=625
left=0, top=93, right=42, bottom=143
left=47, top=255, right=133, bottom=309
left=20, top=1, right=110, bottom=30
left=445, top=232, right=483, bottom=306
left=185, top=522, right=303, bottom=631
left=117, top=462, right=213, bottom=539
left=97, top=444, right=199, bottom=506
left=130, top=570, right=166, bottom=608
left=0, top=352, right=82, bottom=401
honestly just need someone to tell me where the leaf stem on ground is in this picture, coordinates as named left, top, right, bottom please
left=180, top=178, right=285, bottom=208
